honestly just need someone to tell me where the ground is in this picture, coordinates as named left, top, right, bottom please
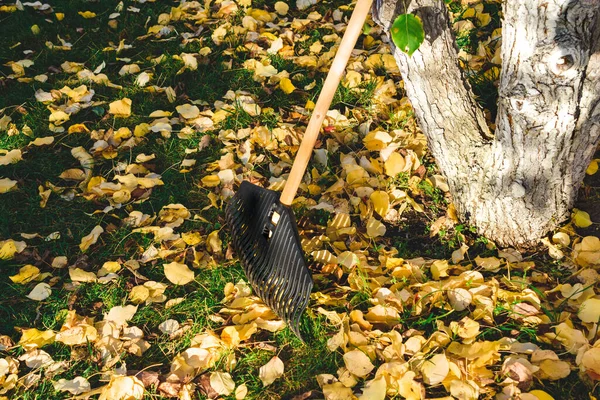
left=0, top=0, right=599, bottom=399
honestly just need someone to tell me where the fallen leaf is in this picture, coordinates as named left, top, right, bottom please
left=210, top=371, right=235, bottom=396
left=259, top=356, right=284, bottom=386
left=27, top=283, right=52, bottom=301
left=0, top=178, right=17, bottom=193
left=9, top=265, right=40, bottom=284
left=279, top=78, right=296, bottom=94
left=98, top=375, right=144, bottom=400
left=366, top=217, right=386, bottom=238
left=359, top=376, right=386, bottom=400
left=53, top=377, right=91, bottom=395
left=109, top=98, right=132, bottom=117
left=343, top=350, right=374, bottom=378
left=164, top=261, right=195, bottom=285
left=578, top=298, right=600, bottom=323
left=421, top=353, right=450, bottom=385
left=159, top=319, right=180, bottom=335
left=79, top=225, right=104, bottom=252
left=105, top=305, right=138, bottom=326
left=572, top=209, right=593, bottom=228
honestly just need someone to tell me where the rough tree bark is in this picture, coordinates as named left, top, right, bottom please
left=372, top=0, right=600, bottom=247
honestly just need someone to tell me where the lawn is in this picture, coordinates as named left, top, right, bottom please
left=0, top=0, right=599, bottom=399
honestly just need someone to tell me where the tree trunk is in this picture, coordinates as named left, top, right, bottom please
left=372, top=0, right=600, bottom=247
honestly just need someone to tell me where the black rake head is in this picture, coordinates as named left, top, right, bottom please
left=225, top=181, right=313, bottom=339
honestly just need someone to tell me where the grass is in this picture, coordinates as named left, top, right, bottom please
left=1, top=0, right=600, bottom=399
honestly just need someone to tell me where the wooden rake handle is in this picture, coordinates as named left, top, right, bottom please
left=279, top=0, right=374, bottom=206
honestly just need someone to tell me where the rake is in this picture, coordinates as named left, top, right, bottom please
left=225, top=0, right=373, bottom=338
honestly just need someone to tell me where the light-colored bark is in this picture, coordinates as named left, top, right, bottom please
left=373, top=0, right=600, bottom=247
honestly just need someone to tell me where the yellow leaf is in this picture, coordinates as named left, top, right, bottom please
left=474, top=256, right=502, bottom=272
left=164, top=261, right=195, bottom=285
left=78, top=11, right=96, bottom=18
left=79, top=225, right=104, bottom=252
left=384, top=152, right=406, bottom=177
left=578, top=298, right=600, bottom=323
left=27, top=283, right=52, bottom=301
left=98, top=375, right=144, bottom=400
left=104, top=305, right=137, bottom=326
left=235, top=384, right=248, bottom=399
left=0, top=178, right=17, bottom=194
left=430, top=259, right=449, bottom=280
left=451, top=243, right=469, bottom=264
left=573, top=208, right=593, bottom=228
left=0, top=239, right=26, bottom=259
left=55, top=12, right=64, bottom=21
left=134, top=123, right=150, bottom=137
left=322, top=382, right=354, bottom=400
left=108, top=98, right=132, bottom=117
left=59, top=168, right=86, bottom=181
left=359, top=376, right=386, bottom=400
left=19, top=328, right=55, bottom=350
left=69, top=268, right=97, bottom=283
left=370, top=191, right=390, bottom=218
left=527, top=390, right=555, bottom=400
left=98, top=261, right=121, bottom=276
left=0, top=149, right=22, bottom=166
left=552, top=232, right=570, bottom=247
left=39, top=185, right=51, bottom=208
left=274, top=1, right=289, bottom=15
left=176, top=104, right=200, bottom=119
left=53, top=377, right=90, bottom=395
left=259, top=356, right=284, bottom=386
left=337, top=251, right=359, bottom=269
left=201, top=174, right=221, bottom=187
left=363, top=130, right=392, bottom=151
left=206, top=230, right=222, bottom=254
left=182, top=232, right=202, bottom=246
left=587, top=159, right=599, bottom=175
left=129, top=286, right=150, bottom=304
left=9, top=265, right=40, bottom=284
left=279, top=78, right=296, bottom=94
left=366, top=217, right=386, bottom=238
left=210, top=371, right=235, bottom=396
left=31, top=136, right=54, bottom=146
left=448, top=288, right=472, bottom=311
left=48, top=110, right=70, bottom=125
left=343, top=350, right=374, bottom=378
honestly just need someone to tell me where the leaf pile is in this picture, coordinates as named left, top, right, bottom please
left=0, top=0, right=599, bottom=399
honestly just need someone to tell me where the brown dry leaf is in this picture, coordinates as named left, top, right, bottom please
left=259, top=356, right=284, bottom=386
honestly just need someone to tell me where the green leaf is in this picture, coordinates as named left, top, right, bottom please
left=390, top=14, right=425, bottom=56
